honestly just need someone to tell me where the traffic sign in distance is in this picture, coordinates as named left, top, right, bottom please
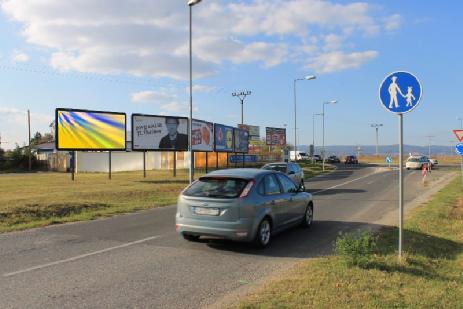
left=379, top=71, right=422, bottom=114
left=453, top=130, right=463, bottom=142
left=456, top=143, right=463, bottom=156
left=386, top=156, right=393, bottom=164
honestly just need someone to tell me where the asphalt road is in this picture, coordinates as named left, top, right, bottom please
left=0, top=165, right=453, bottom=308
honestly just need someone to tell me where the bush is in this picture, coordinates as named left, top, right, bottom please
left=335, top=231, right=377, bottom=267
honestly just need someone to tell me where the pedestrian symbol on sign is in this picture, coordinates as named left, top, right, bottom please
left=379, top=71, right=422, bottom=114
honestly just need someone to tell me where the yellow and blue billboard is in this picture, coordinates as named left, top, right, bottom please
left=56, top=108, right=126, bottom=151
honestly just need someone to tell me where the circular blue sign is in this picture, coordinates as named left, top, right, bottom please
left=379, top=71, right=422, bottom=114
left=455, top=143, right=463, bottom=156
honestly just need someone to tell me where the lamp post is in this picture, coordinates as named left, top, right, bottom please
left=322, top=100, right=338, bottom=171
left=425, top=135, right=434, bottom=158
left=312, top=113, right=322, bottom=163
left=371, top=124, right=383, bottom=156
left=458, top=117, right=463, bottom=129
left=232, top=90, right=252, bottom=125
left=188, top=0, right=202, bottom=184
left=293, top=75, right=316, bottom=161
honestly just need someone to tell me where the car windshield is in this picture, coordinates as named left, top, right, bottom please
left=408, top=158, right=419, bottom=162
left=298, top=152, right=307, bottom=156
left=183, top=177, right=249, bottom=199
left=262, top=164, right=287, bottom=173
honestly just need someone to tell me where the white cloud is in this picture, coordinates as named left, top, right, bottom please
left=2, top=0, right=397, bottom=77
left=12, top=50, right=29, bottom=62
left=306, top=50, right=378, bottom=73
left=185, top=84, right=217, bottom=94
left=131, top=90, right=176, bottom=104
left=384, top=14, right=401, bottom=31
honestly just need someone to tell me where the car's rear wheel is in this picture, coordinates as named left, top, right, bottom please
left=255, top=218, right=271, bottom=248
left=301, top=203, right=314, bottom=228
left=182, top=233, right=200, bottom=241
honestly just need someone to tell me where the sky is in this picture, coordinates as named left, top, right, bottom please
left=0, top=0, right=462, bottom=150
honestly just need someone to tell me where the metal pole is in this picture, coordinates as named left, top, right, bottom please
left=205, top=152, right=208, bottom=173
left=322, top=104, right=325, bottom=171
left=72, top=151, right=75, bottom=181
left=226, top=153, right=229, bottom=168
left=28, top=110, right=31, bottom=171
left=293, top=79, right=297, bottom=162
left=109, top=151, right=112, bottom=180
left=188, top=5, right=194, bottom=184
left=376, top=127, right=379, bottom=156
left=242, top=153, right=245, bottom=168
left=399, top=113, right=404, bottom=259
left=216, top=152, right=218, bottom=170
left=173, top=151, right=177, bottom=177
left=460, top=155, right=463, bottom=184
left=143, top=151, right=146, bottom=178
left=312, top=114, right=315, bottom=164
left=241, top=98, right=244, bottom=125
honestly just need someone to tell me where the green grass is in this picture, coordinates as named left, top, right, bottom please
left=298, top=161, right=335, bottom=178
left=0, top=164, right=334, bottom=233
left=238, top=176, right=463, bottom=309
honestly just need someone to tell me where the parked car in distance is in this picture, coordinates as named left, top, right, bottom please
left=311, top=155, right=322, bottom=162
left=326, top=155, right=340, bottom=163
left=289, top=151, right=309, bottom=161
left=175, top=169, right=314, bottom=247
left=261, top=162, right=305, bottom=188
left=406, top=155, right=430, bottom=170
left=344, top=155, right=358, bottom=164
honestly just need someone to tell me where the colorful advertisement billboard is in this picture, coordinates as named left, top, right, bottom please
left=192, top=119, right=214, bottom=152
left=55, top=108, right=126, bottom=151
left=132, top=114, right=188, bottom=151
left=233, top=128, right=249, bottom=153
left=266, top=127, right=286, bottom=146
left=214, top=123, right=234, bottom=152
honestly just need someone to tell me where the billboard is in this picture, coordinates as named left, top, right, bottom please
left=192, top=119, right=214, bottom=152
left=238, top=124, right=260, bottom=137
left=132, top=114, right=188, bottom=151
left=233, top=128, right=249, bottom=153
left=266, top=127, right=286, bottom=146
left=55, top=108, right=126, bottom=151
left=214, top=123, right=234, bottom=152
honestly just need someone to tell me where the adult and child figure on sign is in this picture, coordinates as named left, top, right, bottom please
left=388, top=75, right=416, bottom=109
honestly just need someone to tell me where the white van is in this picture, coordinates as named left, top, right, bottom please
left=289, top=151, right=309, bottom=161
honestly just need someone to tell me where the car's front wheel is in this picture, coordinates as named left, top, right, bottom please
left=301, top=203, right=314, bottom=228
left=255, top=218, right=272, bottom=248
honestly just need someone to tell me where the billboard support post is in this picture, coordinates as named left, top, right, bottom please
left=71, top=151, right=75, bottom=181
left=143, top=151, right=146, bottom=178
left=227, top=153, right=229, bottom=168
left=205, top=152, right=208, bottom=173
left=216, top=152, right=219, bottom=170
left=243, top=154, right=245, bottom=168
left=173, top=151, right=177, bottom=177
left=109, top=151, right=112, bottom=180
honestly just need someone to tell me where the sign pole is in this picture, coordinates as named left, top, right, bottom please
left=399, top=113, right=404, bottom=259
left=227, top=153, right=229, bottom=168
left=72, top=151, right=75, bottom=181
left=460, top=155, right=463, bottom=184
left=109, top=151, right=112, bottom=180
left=143, top=151, right=146, bottom=178
left=216, top=152, right=219, bottom=170
left=205, top=152, right=208, bottom=173
left=173, top=151, right=177, bottom=177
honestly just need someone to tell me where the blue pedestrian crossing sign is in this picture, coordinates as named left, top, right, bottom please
left=456, top=143, right=463, bottom=155
left=386, top=156, right=392, bottom=164
left=379, top=71, right=422, bottom=114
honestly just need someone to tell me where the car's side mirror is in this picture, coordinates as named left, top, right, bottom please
left=298, top=183, right=306, bottom=192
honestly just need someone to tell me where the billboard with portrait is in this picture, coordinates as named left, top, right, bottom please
left=266, top=127, right=286, bottom=146
left=192, top=119, right=214, bottom=152
left=214, top=123, right=234, bottom=152
left=238, top=124, right=260, bottom=141
left=132, top=114, right=188, bottom=151
left=233, top=128, right=249, bottom=153
left=55, top=108, right=126, bottom=151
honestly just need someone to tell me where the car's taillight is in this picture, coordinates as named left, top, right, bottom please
left=240, top=180, right=255, bottom=198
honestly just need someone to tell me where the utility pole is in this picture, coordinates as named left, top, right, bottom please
left=371, top=124, right=383, bottom=156
left=232, top=90, right=252, bottom=125
left=28, top=110, right=32, bottom=171
left=425, top=135, right=434, bottom=158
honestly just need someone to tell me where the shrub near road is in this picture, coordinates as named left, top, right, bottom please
left=238, top=176, right=463, bottom=309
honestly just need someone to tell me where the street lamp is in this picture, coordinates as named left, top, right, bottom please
left=312, top=113, right=323, bottom=163
left=188, top=0, right=202, bottom=184
left=232, top=90, right=252, bottom=125
left=322, top=100, right=338, bottom=171
left=293, top=75, right=316, bottom=161
left=458, top=117, right=463, bottom=129
left=425, top=135, right=434, bottom=158
left=371, top=124, right=383, bottom=156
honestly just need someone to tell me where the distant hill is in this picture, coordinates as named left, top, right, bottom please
left=297, top=144, right=455, bottom=156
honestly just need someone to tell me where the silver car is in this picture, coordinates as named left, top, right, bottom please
left=175, top=169, right=314, bottom=247
left=261, top=162, right=305, bottom=188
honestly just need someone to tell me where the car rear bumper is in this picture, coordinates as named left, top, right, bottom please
left=175, top=215, right=255, bottom=241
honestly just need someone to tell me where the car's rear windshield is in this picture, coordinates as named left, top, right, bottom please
left=183, top=177, right=250, bottom=198
left=298, top=152, right=307, bottom=156
left=408, top=158, right=419, bottom=162
left=262, top=164, right=287, bottom=173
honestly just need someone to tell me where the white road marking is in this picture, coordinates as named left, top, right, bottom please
left=3, top=235, right=160, bottom=278
left=312, top=171, right=383, bottom=195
